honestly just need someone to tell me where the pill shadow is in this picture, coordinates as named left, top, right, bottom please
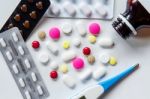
left=98, top=66, right=139, bottom=99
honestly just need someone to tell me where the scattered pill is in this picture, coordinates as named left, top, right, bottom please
left=88, top=23, right=101, bottom=36
left=31, top=72, right=37, bottom=82
left=19, top=78, right=25, bottom=87
left=39, top=52, right=49, bottom=64
left=76, top=22, right=86, bottom=36
left=72, top=57, right=84, bottom=70
left=92, top=66, right=107, bottom=80
left=61, top=50, right=76, bottom=62
left=62, top=74, right=76, bottom=88
left=87, top=55, right=95, bottom=64
left=6, top=51, right=13, bottom=61
left=88, top=35, right=96, bottom=43
left=0, top=38, right=6, bottom=47
left=37, top=85, right=44, bottom=95
left=18, top=46, right=25, bottom=55
left=99, top=54, right=110, bottom=64
left=109, top=56, right=117, bottom=65
left=25, top=91, right=31, bottom=99
left=49, top=27, right=60, bottom=40
left=12, top=64, right=19, bottom=74
left=62, top=40, right=70, bottom=49
left=50, top=71, right=58, bottom=79
left=12, top=32, right=19, bottom=42
left=50, top=61, right=59, bottom=70
left=79, top=68, right=92, bottom=82
left=38, top=31, right=46, bottom=40
left=46, top=41, right=59, bottom=54
left=98, top=38, right=114, bottom=48
left=24, top=59, right=31, bottom=69
left=32, top=41, right=40, bottom=49
left=83, top=47, right=91, bottom=55
left=73, top=38, right=81, bottom=47
left=64, top=2, right=76, bottom=16
left=59, top=64, right=69, bottom=74
left=62, top=23, right=72, bottom=35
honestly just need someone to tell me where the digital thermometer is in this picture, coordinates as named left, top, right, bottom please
left=71, top=64, right=139, bottom=99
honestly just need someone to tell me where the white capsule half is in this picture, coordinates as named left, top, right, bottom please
left=98, top=38, right=114, bottom=48
left=92, top=66, right=107, bottom=80
left=61, top=50, right=76, bottom=62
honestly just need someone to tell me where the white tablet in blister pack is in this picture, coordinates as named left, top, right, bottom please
left=46, top=0, right=115, bottom=20
left=0, top=27, right=49, bottom=99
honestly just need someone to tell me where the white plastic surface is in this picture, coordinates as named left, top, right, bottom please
left=1, top=0, right=150, bottom=99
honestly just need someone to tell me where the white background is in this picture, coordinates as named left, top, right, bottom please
left=0, top=0, right=150, bottom=99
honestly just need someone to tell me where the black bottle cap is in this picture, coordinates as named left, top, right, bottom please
left=112, top=17, right=133, bottom=39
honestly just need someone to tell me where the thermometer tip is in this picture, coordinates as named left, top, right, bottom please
left=134, top=63, right=139, bottom=69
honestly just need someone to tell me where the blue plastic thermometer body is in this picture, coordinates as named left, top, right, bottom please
left=71, top=64, right=139, bottom=99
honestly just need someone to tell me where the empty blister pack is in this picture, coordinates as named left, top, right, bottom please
left=0, top=27, right=49, bottom=99
left=46, top=0, right=115, bottom=20
left=0, top=0, right=50, bottom=41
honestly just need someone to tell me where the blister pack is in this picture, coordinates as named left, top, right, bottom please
left=46, top=0, right=115, bottom=20
left=0, top=27, right=49, bottom=99
left=0, top=0, right=50, bottom=41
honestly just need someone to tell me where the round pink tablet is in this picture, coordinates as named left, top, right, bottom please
left=89, top=23, right=101, bottom=36
left=49, top=27, right=60, bottom=40
left=72, top=58, right=84, bottom=70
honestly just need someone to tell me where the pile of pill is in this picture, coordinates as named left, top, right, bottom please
left=46, top=0, right=115, bottom=20
left=32, top=21, right=117, bottom=89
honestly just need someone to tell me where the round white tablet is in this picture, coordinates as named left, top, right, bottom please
left=62, top=23, right=73, bottom=35
left=73, top=38, right=81, bottom=47
left=62, top=74, right=76, bottom=88
left=50, top=61, right=58, bottom=70
left=39, top=52, right=50, bottom=64
left=99, top=54, right=110, bottom=64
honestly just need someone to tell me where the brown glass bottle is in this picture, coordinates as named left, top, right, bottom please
left=112, top=0, right=150, bottom=39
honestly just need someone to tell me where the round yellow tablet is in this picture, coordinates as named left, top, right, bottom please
left=88, top=35, right=96, bottom=44
left=59, top=64, right=68, bottom=73
left=62, top=40, right=70, bottom=49
left=109, top=56, right=117, bottom=65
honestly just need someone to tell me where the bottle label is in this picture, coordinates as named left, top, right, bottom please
left=139, top=0, right=150, bottom=13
